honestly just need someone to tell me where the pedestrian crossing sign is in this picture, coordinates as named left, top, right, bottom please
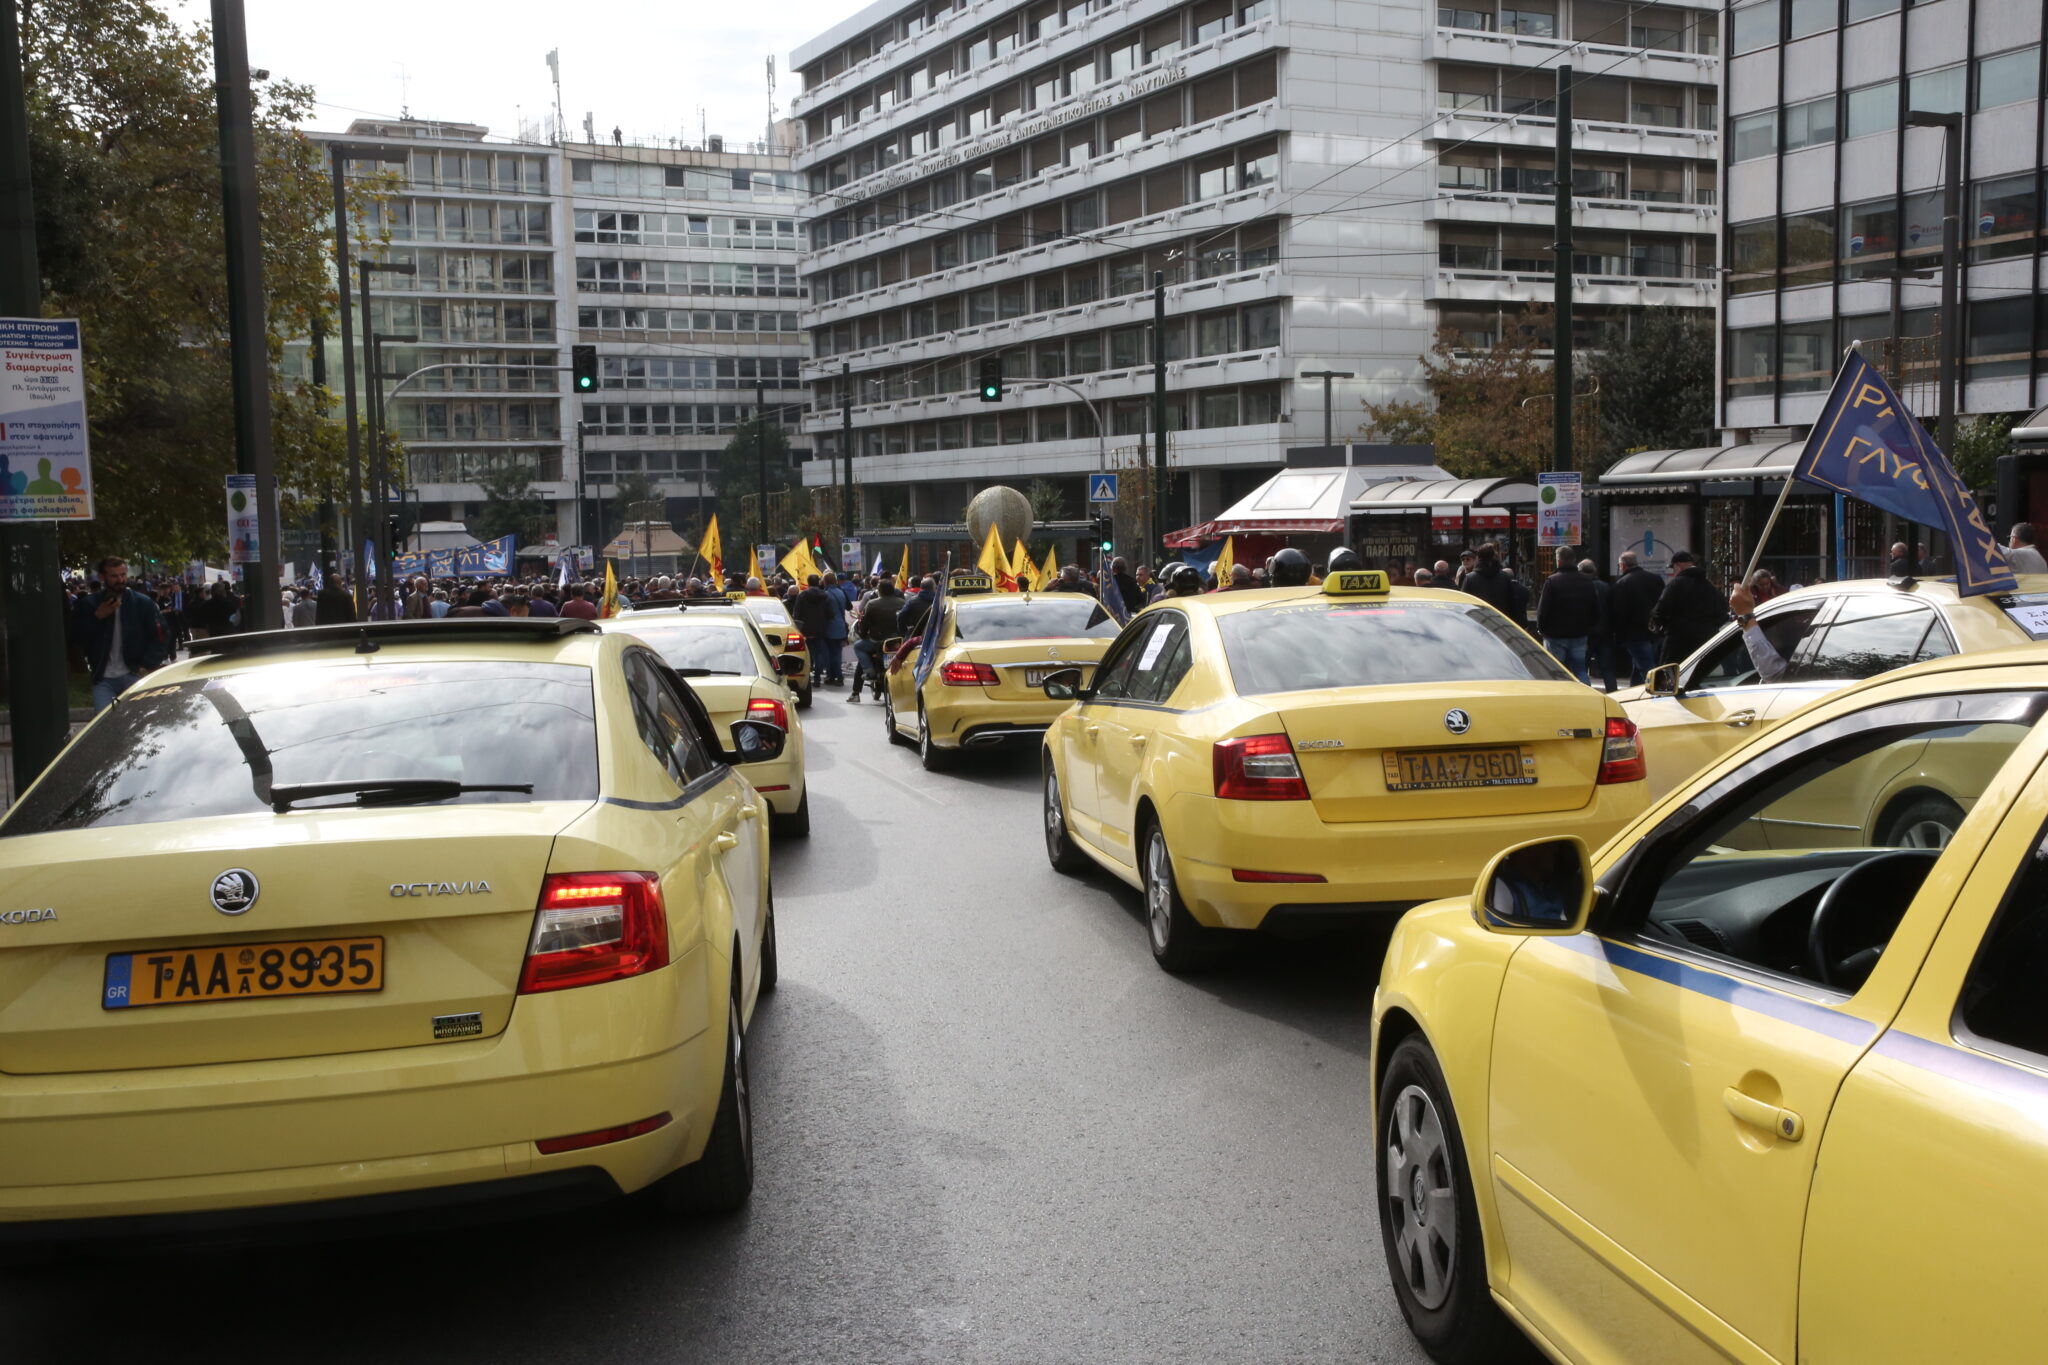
left=1088, top=473, right=1119, bottom=504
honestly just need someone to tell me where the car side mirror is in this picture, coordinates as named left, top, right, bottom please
left=1646, top=663, right=1681, bottom=697
left=1041, top=667, right=1084, bottom=701
left=1473, top=836, right=1593, bottom=936
left=774, top=653, right=806, bottom=678
left=726, top=719, right=788, bottom=765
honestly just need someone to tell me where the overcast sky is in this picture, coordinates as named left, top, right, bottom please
left=168, top=0, right=861, bottom=148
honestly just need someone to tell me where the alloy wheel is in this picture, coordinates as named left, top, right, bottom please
left=1145, top=830, right=1174, bottom=951
left=1384, top=1083, right=1458, bottom=1311
left=1045, top=771, right=1066, bottom=860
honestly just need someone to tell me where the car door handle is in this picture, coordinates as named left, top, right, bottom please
left=738, top=804, right=761, bottom=822
left=1129, top=734, right=1148, bottom=748
left=714, top=832, right=740, bottom=851
left=1723, top=709, right=1758, bottom=728
left=1084, top=725, right=1101, bottom=740
left=1722, top=1086, right=1803, bottom=1141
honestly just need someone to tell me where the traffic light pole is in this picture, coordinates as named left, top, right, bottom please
left=1552, top=64, right=1575, bottom=477
left=1150, top=271, right=1168, bottom=567
left=841, top=361, right=854, bottom=572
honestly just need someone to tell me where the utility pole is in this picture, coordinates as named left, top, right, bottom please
left=755, top=379, right=770, bottom=561
left=309, top=317, right=338, bottom=569
left=1552, top=63, right=1575, bottom=477
left=1, top=0, right=70, bottom=791
left=1302, top=370, right=1355, bottom=451
left=841, top=361, right=855, bottom=572
left=1905, top=110, right=1962, bottom=455
left=1150, top=270, right=1168, bottom=566
left=330, top=152, right=363, bottom=610
left=211, top=0, right=282, bottom=630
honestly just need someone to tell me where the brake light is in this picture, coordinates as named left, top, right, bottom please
left=536, top=1112, right=672, bottom=1155
left=1597, top=717, right=1646, bottom=784
left=747, top=696, right=788, bottom=729
left=519, top=871, right=669, bottom=994
left=1213, top=733, right=1310, bottom=801
left=785, top=630, right=806, bottom=651
left=940, top=660, right=1000, bottom=686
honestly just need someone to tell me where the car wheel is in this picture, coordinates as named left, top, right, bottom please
left=1141, top=822, right=1208, bottom=972
left=918, top=702, right=955, bottom=771
left=1881, top=793, right=1965, bottom=850
left=883, top=687, right=911, bottom=746
left=794, top=681, right=812, bottom=711
left=1044, top=763, right=1088, bottom=875
left=759, top=896, right=779, bottom=995
left=653, top=985, right=754, bottom=1214
left=772, top=789, right=810, bottom=840
left=1376, top=1035, right=1532, bottom=1364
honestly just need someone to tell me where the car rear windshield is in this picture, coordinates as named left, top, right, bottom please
left=615, top=622, right=758, bottom=676
left=1218, top=599, right=1571, bottom=695
left=952, top=599, right=1120, bottom=642
left=0, top=660, right=599, bottom=836
left=748, top=603, right=791, bottom=626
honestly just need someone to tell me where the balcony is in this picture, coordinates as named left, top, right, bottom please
left=1433, top=107, right=1717, bottom=161
left=1431, top=189, right=1716, bottom=233
left=803, top=180, right=1278, bottom=330
left=799, top=421, right=1292, bottom=487
left=1430, top=266, right=1714, bottom=308
left=1426, top=26, right=1717, bottom=86
left=805, top=264, right=1284, bottom=381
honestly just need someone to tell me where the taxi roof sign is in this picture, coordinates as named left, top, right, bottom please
left=1323, top=569, right=1391, bottom=597
left=725, top=590, right=749, bottom=602
left=950, top=573, right=995, bottom=595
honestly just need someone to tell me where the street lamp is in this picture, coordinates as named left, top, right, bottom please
left=355, top=255, right=414, bottom=613
left=1302, top=370, right=1356, bottom=452
left=1903, top=110, right=1962, bottom=456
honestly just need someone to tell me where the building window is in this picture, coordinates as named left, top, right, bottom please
left=1968, top=297, right=2034, bottom=379
left=1907, top=64, right=1964, bottom=118
left=1730, top=111, right=1778, bottom=162
left=1731, top=0, right=1780, bottom=54
left=1784, top=212, right=1835, bottom=288
left=1729, top=219, right=1778, bottom=294
left=1977, top=47, right=2041, bottom=111
left=1727, top=327, right=1774, bottom=400
left=1787, top=0, right=1833, bottom=39
left=1782, top=96, right=1836, bottom=151
left=1196, top=313, right=1237, bottom=356
left=1439, top=6, right=1493, bottom=29
left=1846, top=0, right=1898, bottom=18
left=1244, top=302, right=1281, bottom=349
left=1199, top=392, right=1241, bottom=427
left=1973, top=174, right=2040, bottom=262
left=1780, top=321, right=1834, bottom=393
left=1244, top=387, right=1282, bottom=424
left=1499, top=7, right=1556, bottom=37
left=1844, top=80, right=1898, bottom=137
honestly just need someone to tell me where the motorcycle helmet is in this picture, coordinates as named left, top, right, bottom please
left=1166, top=565, right=1204, bottom=597
left=1325, top=546, right=1364, bottom=575
left=1268, top=547, right=1312, bottom=587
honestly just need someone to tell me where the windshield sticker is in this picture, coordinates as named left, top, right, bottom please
left=2000, top=593, right=2048, bottom=640
left=1137, top=628, right=1174, bottom=671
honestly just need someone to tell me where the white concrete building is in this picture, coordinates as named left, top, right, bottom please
left=788, top=0, right=1720, bottom=542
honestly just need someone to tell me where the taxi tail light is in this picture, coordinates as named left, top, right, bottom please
left=519, top=872, right=669, bottom=994
left=536, top=1112, right=672, bottom=1155
left=785, top=631, right=807, bottom=651
left=1597, top=717, right=1646, bottom=785
left=940, top=661, right=1000, bottom=686
left=1213, top=734, right=1310, bottom=801
left=747, top=696, right=788, bottom=730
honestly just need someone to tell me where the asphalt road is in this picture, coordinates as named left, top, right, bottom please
left=0, top=691, right=1432, bottom=1365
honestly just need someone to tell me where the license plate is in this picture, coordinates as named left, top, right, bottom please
left=1025, top=668, right=1055, bottom=686
left=1383, top=745, right=1535, bottom=791
left=103, top=937, right=385, bottom=1010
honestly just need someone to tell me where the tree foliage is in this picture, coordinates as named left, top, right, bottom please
left=716, top=417, right=794, bottom=535
left=1584, top=312, right=1716, bottom=474
left=1950, top=411, right=2019, bottom=494
left=21, top=0, right=353, bottom=562
left=1362, top=323, right=1563, bottom=480
left=1026, top=477, right=1067, bottom=524
left=467, top=457, right=552, bottom=547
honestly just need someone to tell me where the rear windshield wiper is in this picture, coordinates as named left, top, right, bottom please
left=270, top=779, right=535, bottom=812
left=672, top=668, right=743, bottom=676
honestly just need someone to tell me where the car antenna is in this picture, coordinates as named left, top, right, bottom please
left=354, top=628, right=380, bottom=654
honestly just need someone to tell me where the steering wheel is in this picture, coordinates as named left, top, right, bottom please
left=1806, top=849, right=1940, bottom=990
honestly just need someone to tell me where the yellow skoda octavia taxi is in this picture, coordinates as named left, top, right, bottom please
left=1041, top=571, right=1650, bottom=970
left=883, top=574, right=1121, bottom=770
left=0, top=617, right=785, bottom=1242
left=1373, top=644, right=2048, bottom=1365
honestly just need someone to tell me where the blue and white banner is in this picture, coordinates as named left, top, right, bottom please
left=454, top=534, right=517, bottom=575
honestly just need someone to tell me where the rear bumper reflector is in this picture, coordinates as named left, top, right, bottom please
left=535, top=1112, right=673, bottom=1156
left=1231, top=869, right=1329, bottom=884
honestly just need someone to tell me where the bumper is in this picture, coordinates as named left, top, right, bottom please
left=0, top=944, right=722, bottom=1229
left=1161, top=789, right=1645, bottom=930
left=747, top=746, right=806, bottom=814
left=925, top=695, right=1072, bottom=750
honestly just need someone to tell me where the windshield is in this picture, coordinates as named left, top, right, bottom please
left=1, top=660, right=599, bottom=835
left=952, top=599, right=1120, bottom=642
left=615, top=622, right=759, bottom=675
left=1218, top=599, right=1571, bottom=695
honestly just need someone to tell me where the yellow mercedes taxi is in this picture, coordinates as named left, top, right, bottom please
left=1373, top=644, right=2048, bottom=1365
left=735, top=595, right=811, bottom=709
left=1041, top=571, right=1650, bottom=970
left=598, top=606, right=810, bottom=837
left=883, top=574, right=1120, bottom=770
left=0, top=617, right=785, bottom=1244
left=1620, top=573, right=2048, bottom=800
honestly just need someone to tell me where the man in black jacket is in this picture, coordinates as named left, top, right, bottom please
left=1650, top=550, right=1728, bottom=666
left=1579, top=558, right=1615, bottom=691
left=1535, top=555, right=1598, bottom=684
left=314, top=572, right=357, bottom=626
left=1460, top=543, right=1518, bottom=616
left=1608, top=550, right=1663, bottom=685
left=848, top=576, right=902, bottom=702
left=72, top=556, right=169, bottom=712
left=791, top=574, right=838, bottom=689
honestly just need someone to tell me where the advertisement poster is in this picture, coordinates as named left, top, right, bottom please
left=1537, top=471, right=1582, bottom=549
left=1608, top=503, right=1688, bottom=576
left=0, top=318, right=93, bottom=521
left=226, top=474, right=260, bottom=564
left=841, top=538, right=863, bottom=574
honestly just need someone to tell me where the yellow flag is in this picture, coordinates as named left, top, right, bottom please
left=1011, top=538, right=1034, bottom=591
left=977, top=524, right=1012, bottom=589
left=700, top=515, right=723, bottom=584
left=780, top=539, right=818, bottom=583
left=1038, top=546, right=1058, bottom=592
left=747, top=545, right=763, bottom=587
left=1214, top=536, right=1235, bottom=586
left=897, top=543, right=911, bottom=586
left=599, top=561, right=620, bottom=618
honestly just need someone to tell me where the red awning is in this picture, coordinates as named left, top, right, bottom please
left=1165, top=517, right=1345, bottom=548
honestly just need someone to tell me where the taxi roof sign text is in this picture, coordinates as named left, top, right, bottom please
left=950, top=572, right=995, bottom=595
left=1323, top=569, right=1391, bottom=596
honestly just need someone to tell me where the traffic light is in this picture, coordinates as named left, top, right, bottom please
left=977, top=355, right=1003, bottom=403
left=572, top=344, right=598, bottom=392
left=1097, top=518, right=1113, bottom=553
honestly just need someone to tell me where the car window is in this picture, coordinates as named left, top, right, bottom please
left=1792, top=598, right=1945, bottom=682
left=1218, top=599, right=1569, bottom=696
left=649, top=662, right=720, bottom=782
left=0, top=661, right=600, bottom=835
left=623, top=650, right=712, bottom=788
left=1686, top=608, right=1821, bottom=689
left=1090, top=617, right=1158, bottom=701
left=1956, top=820, right=2048, bottom=1062
left=1125, top=612, right=1193, bottom=705
left=615, top=621, right=760, bottom=677
left=1621, top=692, right=2041, bottom=994
left=952, top=599, right=1120, bottom=641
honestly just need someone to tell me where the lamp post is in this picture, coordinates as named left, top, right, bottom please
left=354, top=255, right=414, bottom=614
left=1903, top=109, right=1962, bottom=456
left=1302, top=370, right=1355, bottom=451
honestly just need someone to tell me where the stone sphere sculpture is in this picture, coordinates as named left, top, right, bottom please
left=965, top=485, right=1033, bottom=553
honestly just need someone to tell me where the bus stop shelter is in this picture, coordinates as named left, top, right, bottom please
left=1346, top=477, right=1540, bottom=573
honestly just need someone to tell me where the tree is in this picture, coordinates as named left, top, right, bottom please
left=1584, top=313, right=1716, bottom=475
left=1362, top=322, right=1562, bottom=480
left=716, top=417, right=794, bottom=539
left=468, top=457, right=552, bottom=546
left=22, top=0, right=355, bottom=561
left=1950, top=412, right=2020, bottom=494
left=603, top=471, right=661, bottom=548
left=1027, top=477, right=1067, bottom=525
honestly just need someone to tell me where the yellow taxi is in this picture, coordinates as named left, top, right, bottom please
left=1373, top=643, right=2048, bottom=1365
left=734, top=595, right=811, bottom=709
left=1041, top=571, right=1650, bottom=970
left=0, top=617, right=786, bottom=1242
left=598, top=606, right=810, bottom=837
left=1620, top=574, right=2047, bottom=800
left=883, top=574, right=1120, bottom=770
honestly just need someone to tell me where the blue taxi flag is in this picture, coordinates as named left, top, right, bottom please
left=1792, top=349, right=2014, bottom=597
left=912, top=557, right=950, bottom=691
